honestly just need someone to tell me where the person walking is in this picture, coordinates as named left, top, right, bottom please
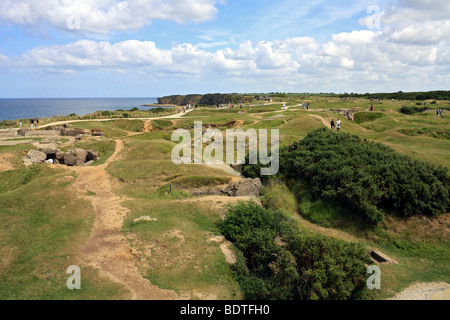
left=336, top=119, right=342, bottom=132
left=30, top=118, right=34, bottom=128
left=306, top=102, right=310, bottom=111
left=19, top=121, right=22, bottom=128
left=34, top=118, right=39, bottom=128
left=331, top=119, right=335, bottom=130
left=440, top=109, right=443, bottom=117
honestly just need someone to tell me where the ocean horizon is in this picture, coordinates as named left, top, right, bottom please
left=0, top=97, right=159, bottom=122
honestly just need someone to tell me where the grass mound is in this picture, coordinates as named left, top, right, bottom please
left=354, top=112, right=384, bottom=124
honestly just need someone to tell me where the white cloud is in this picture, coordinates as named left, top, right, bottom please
left=0, top=0, right=221, bottom=34
left=2, top=0, right=449, bottom=93
left=0, top=53, right=9, bottom=66
left=4, top=21, right=445, bottom=87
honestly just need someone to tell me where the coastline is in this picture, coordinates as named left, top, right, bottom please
left=0, top=97, right=160, bottom=122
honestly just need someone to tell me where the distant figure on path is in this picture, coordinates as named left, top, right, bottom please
left=371, top=105, right=374, bottom=111
left=440, top=109, right=443, bottom=117
left=306, top=102, right=310, bottom=111
left=437, top=109, right=439, bottom=117
left=302, top=103, right=305, bottom=110
left=19, top=121, right=22, bottom=128
left=34, top=118, right=39, bottom=128
left=282, top=103, right=286, bottom=110
left=331, top=119, right=335, bottom=130
left=336, top=119, right=342, bottom=132
left=30, top=118, right=34, bottom=128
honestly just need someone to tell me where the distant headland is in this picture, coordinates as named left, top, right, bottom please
left=154, top=91, right=450, bottom=106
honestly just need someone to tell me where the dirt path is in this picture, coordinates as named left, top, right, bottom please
left=389, top=282, right=450, bottom=300
left=0, top=153, right=15, bottom=171
left=308, top=114, right=330, bottom=127
left=292, top=211, right=361, bottom=243
left=72, top=140, right=178, bottom=300
left=37, top=109, right=195, bottom=130
left=143, top=120, right=152, bottom=132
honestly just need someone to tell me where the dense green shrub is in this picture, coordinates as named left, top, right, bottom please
left=397, top=128, right=450, bottom=140
left=0, top=120, right=18, bottom=128
left=277, top=128, right=450, bottom=224
left=220, top=201, right=370, bottom=300
left=400, top=106, right=428, bottom=114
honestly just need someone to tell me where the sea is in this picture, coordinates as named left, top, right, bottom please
left=0, top=97, right=160, bottom=121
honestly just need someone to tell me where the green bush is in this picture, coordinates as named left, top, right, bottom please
left=397, top=128, right=450, bottom=140
left=220, top=201, right=370, bottom=300
left=400, top=106, right=428, bottom=114
left=277, top=128, right=449, bottom=224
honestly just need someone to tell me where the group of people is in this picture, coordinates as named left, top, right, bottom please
left=330, top=119, right=342, bottom=132
left=30, top=118, right=39, bottom=128
left=436, top=109, right=444, bottom=117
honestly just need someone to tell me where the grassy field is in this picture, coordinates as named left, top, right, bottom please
left=0, top=95, right=448, bottom=300
left=0, top=166, right=130, bottom=299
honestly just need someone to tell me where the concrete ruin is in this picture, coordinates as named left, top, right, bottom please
left=23, top=146, right=99, bottom=167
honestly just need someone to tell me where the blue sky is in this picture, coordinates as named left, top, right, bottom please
left=0, top=0, right=449, bottom=98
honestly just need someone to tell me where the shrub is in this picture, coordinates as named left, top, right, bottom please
left=220, top=201, right=370, bottom=300
left=276, top=128, right=450, bottom=224
left=400, top=106, right=428, bottom=114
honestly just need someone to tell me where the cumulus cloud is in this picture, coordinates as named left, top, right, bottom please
left=11, top=25, right=448, bottom=81
left=1, top=0, right=449, bottom=93
left=0, top=0, right=221, bottom=34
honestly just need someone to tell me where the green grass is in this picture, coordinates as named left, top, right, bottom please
left=0, top=166, right=130, bottom=299
left=62, top=139, right=116, bottom=166
left=107, top=120, right=144, bottom=133
left=397, top=127, right=450, bottom=140
left=354, top=112, right=385, bottom=124
left=0, top=166, right=43, bottom=194
left=152, top=120, right=173, bottom=130
left=122, top=199, right=242, bottom=299
left=69, top=121, right=131, bottom=138
left=1, top=95, right=449, bottom=300
left=171, top=176, right=232, bottom=188
left=260, top=180, right=449, bottom=300
left=86, top=190, right=97, bottom=196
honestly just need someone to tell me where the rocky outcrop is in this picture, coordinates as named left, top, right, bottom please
left=157, top=93, right=254, bottom=106
left=222, top=178, right=263, bottom=197
left=24, top=149, right=47, bottom=166
left=23, top=147, right=99, bottom=167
